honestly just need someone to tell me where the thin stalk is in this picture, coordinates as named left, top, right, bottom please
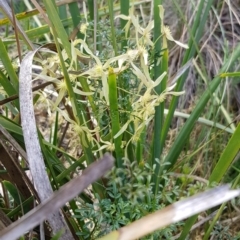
left=121, top=0, right=135, bottom=160
left=108, top=68, right=123, bottom=167
left=51, top=26, right=95, bottom=165
left=51, top=111, right=59, bottom=153
left=178, top=215, right=198, bottom=240
left=153, top=45, right=168, bottom=194
left=152, top=0, right=162, bottom=195
left=108, top=0, right=117, bottom=55
left=78, top=76, right=97, bottom=116
left=118, top=1, right=131, bottom=160
left=125, top=126, right=135, bottom=163
left=56, top=156, right=85, bottom=182
left=39, top=4, right=94, bottom=169
left=136, top=127, right=147, bottom=164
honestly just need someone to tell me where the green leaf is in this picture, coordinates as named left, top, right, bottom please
left=163, top=41, right=240, bottom=173
left=0, top=116, right=23, bottom=135
left=0, top=38, right=19, bottom=91
left=7, top=196, right=34, bottom=218
left=108, top=68, right=123, bottom=167
left=2, top=181, right=24, bottom=205
left=209, top=123, right=240, bottom=183
left=43, top=0, right=71, bottom=58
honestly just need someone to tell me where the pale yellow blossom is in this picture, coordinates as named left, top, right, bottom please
left=58, top=108, right=98, bottom=147
left=80, top=2, right=89, bottom=39
left=159, top=5, right=188, bottom=49
left=116, top=6, right=154, bottom=46
left=75, top=39, right=127, bottom=103
left=114, top=64, right=184, bottom=144
left=115, top=5, right=135, bottom=38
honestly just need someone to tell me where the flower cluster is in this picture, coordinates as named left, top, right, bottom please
left=39, top=5, right=188, bottom=155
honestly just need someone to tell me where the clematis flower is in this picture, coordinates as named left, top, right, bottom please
left=57, top=108, right=98, bottom=148
left=159, top=5, right=188, bottom=49
left=80, top=1, right=89, bottom=39
left=94, top=138, right=115, bottom=154
left=115, top=5, right=153, bottom=68
left=52, top=79, right=68, bottom=109
left=116, top=5, right=154, bottom=47
left=74, top=39, right=127, bottom=103
left=114, top=62, right=184, bottom=147
left=115, top=5, right=135, bottom=38
left=133, top=16, right=154, bottom=47
left=117, top=39, right=149, bottom=69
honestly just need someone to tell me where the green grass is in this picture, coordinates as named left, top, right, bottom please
left=0, top=0, right=240, bottom=239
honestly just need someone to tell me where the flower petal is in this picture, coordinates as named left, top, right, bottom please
left=73, top=87, right=94, bottom=96
left=152, top=71, right=167, bottom=88
left=114, top=14, right=130, bottom=20
left=114, top=120, right=131, bottom=139
left=131, top=62, right=150, bottom=87
left=173, top=40, right=189, bottom=49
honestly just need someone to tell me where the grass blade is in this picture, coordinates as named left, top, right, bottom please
left=209, top=123, right=240, bottom=183
left=152, top=0, right=162, bottom=194
left=108, top=68, right=123, bottom=167
left=43, top=0, right=71, bottom=58
left=0, top=39, right=19, bottom=92
left=163, top=42, right=240, bottom=172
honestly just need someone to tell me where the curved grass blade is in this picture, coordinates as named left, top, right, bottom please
left=19, top=46, right=73, bottom=239
left=163, top=42, right=240, bottom=173
left=209, top=123, right=240, bottom=183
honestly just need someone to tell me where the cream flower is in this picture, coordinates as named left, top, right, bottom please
left=116, top=5, right=154, bottom=46
left=80, top=2, right=89, bottom=39
left=58, top=108, right=98, bottom=147
left=133, top=16, right=154, bottom=47
left=159, top=5, right=188, bottom=49
left=74, top=39, right=127, bottom=103
left=114, top=64, right=185, bottom=143
left=115, top=5, right=135, bottom=38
